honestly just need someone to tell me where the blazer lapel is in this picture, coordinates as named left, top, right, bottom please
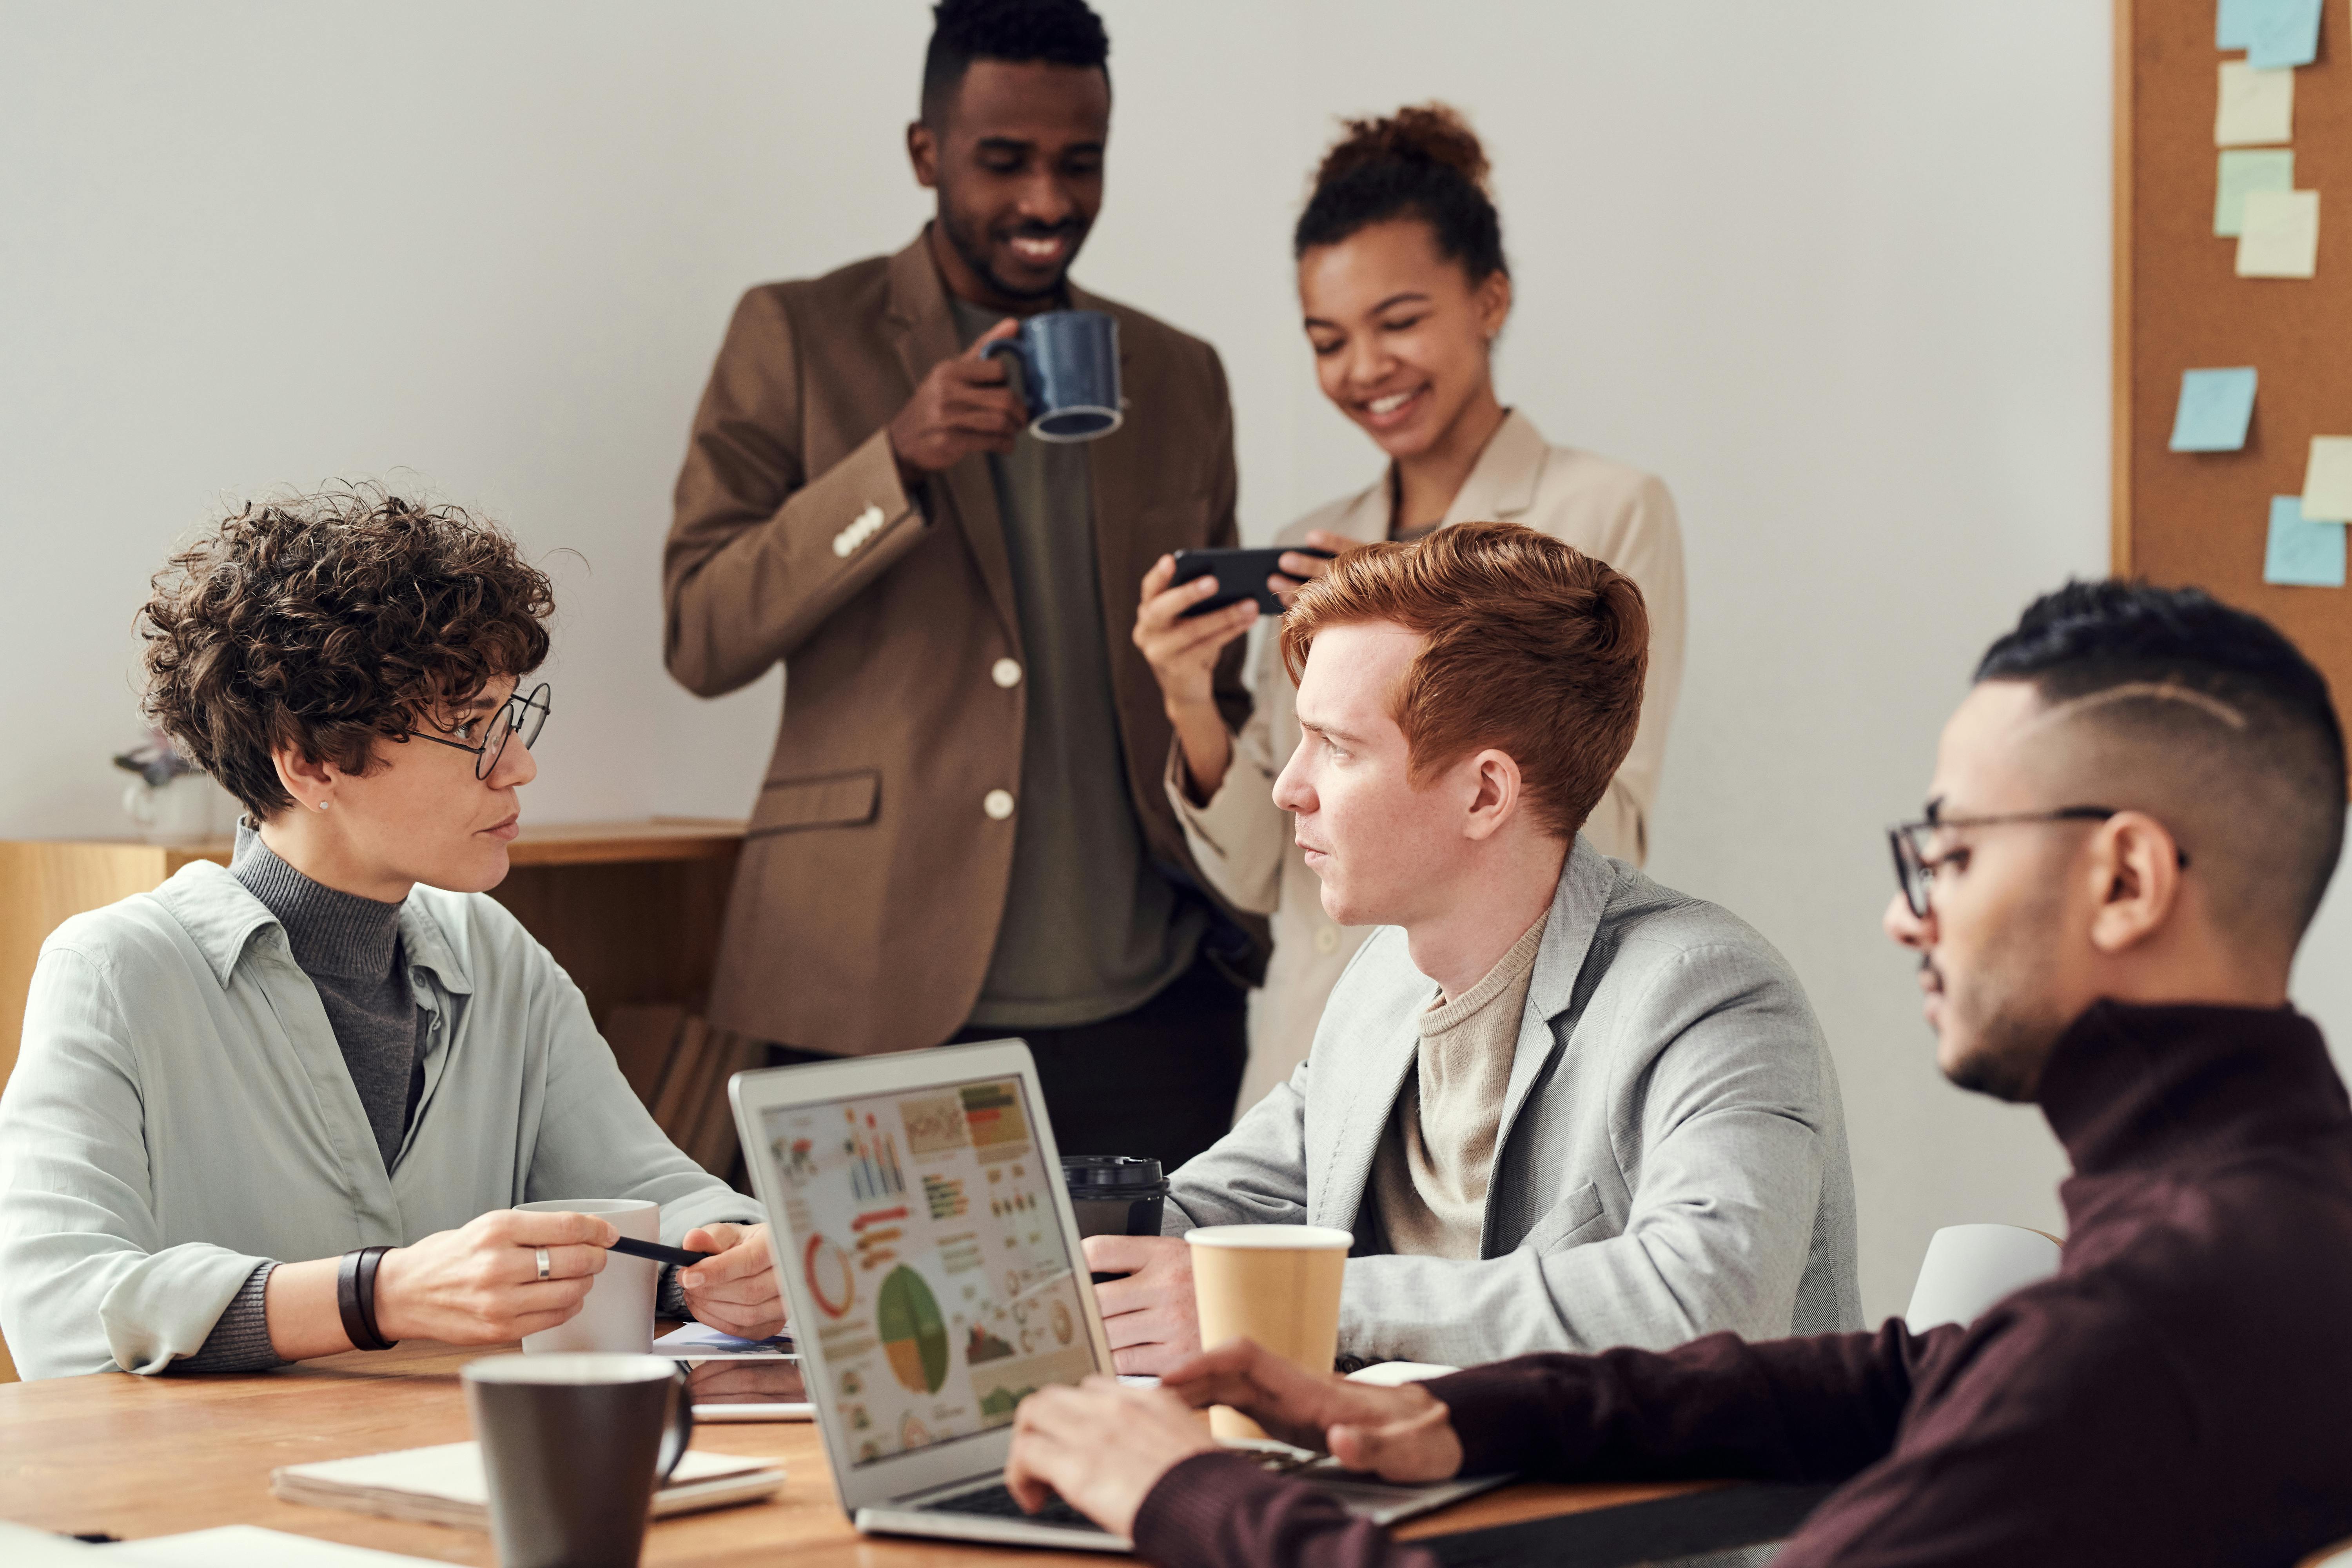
left=1492, top=836, right=1615, bottom=1157
left=1316, top=970, right=1425, bottom=1235
left=1440, top=409, right=1550, bottom=527
left=884, top=233, right=1021, bottom=646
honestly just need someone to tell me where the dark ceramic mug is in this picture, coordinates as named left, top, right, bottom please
left=463, top=1352, right=692, bottom=1568
left=985, top=310, right=1123, bottom=442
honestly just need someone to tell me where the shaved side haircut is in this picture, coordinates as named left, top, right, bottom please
left=1976, top=581, right=2346, bottom=947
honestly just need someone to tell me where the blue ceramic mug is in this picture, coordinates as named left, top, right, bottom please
left=984, top=309, right=1123, bottom=442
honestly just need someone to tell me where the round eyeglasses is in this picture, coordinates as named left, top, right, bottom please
left=406, top=683, right=551, bottom=780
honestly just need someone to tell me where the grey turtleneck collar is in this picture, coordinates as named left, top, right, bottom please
left=229, top=821, right=405, bottom=980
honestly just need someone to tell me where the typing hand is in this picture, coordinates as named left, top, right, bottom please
left=371, top=1208, right=615, bottom=1345
left=1160, top=1339, right=1465, bottom=1483
left=886, top=317, right=1026, bottom=481
left=1269, top=530, right=1355, bottom=608
left=1083, top=1234, right=1201, bottom=1374
left=679, top=1222, right=786, bottom=1339
left=1003, top=1376, right=1217, bottom=1538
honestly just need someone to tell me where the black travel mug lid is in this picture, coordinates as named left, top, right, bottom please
left=1060, top=1154, right=1165, bottom=1193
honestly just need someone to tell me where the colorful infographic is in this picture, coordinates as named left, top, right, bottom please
left=764, top=1074, right=1095, bottom=1469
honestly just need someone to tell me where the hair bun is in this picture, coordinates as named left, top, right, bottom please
left=1314, top=103, right=1490, bottom=196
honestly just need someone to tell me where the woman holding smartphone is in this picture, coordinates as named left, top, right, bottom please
left=1134, top=105, right=1687, bottom=1111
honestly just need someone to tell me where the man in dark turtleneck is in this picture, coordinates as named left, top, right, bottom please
left=1000, top=580, right=2352, bottom=1568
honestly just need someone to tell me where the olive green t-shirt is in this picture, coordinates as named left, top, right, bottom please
left=951, top=298, right=1206, bottom=1028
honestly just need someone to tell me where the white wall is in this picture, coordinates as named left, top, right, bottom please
left=3, top=1, right=2344, bottom=1324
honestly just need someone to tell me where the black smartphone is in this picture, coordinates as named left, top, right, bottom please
left=1170, top=546, right=1336, bottom=618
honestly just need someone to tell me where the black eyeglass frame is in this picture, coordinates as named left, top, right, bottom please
left=1886, top=806, right=2190, bottom=921
left=403, top=683, right=551, bottom=780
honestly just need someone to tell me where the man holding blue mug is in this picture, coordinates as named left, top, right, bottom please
left=661, top=0, right=1265, bottom=1169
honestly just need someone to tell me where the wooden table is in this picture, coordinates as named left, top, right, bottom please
left=0, top=1341, right=1706, bottom=1565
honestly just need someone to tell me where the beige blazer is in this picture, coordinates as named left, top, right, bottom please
left=664, top=232, right=1264, bottom=1058
left=1166, top=411, right=1686, bottom=1110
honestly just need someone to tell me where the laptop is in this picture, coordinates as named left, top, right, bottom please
left=729, top=1038, right=1506, bottom=1551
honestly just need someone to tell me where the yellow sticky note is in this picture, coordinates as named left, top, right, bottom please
left=2216, top=60, right=2295, bottom=147
left=2238, top=188, right=2318, bottom=277
left=2301, top=438, right=2352, bottom=521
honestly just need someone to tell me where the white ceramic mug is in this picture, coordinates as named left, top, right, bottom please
left=517, top=1198, right=661, bottom=1355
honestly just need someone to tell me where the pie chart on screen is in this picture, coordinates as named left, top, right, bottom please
left=877, top=1265, right=949, bottom=1395
left=804, top=1235, right=854, bottom=1319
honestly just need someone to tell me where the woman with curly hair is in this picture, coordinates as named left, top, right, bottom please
left=0, top=488, right=783, bottom=1378
left=1131, top=105, right=1689, bottom=1112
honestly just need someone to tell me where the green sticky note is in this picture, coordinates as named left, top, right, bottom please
left=2216, top=149, right=2294, bottom=237
left=2265, top=495, right=2347, bottom=587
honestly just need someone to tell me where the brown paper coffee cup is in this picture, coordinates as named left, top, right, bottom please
left=1185, top=1224, right=1353, bottom=1441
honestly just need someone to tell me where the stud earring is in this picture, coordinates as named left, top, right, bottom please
left=317, top=800, right=330, bottom=811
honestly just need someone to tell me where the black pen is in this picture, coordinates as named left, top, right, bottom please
left=604, top=1236, right=717, bottom=1268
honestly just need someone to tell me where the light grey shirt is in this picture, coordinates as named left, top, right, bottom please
left=1163, top=836, right=1863, bottom=1366
left=950, top=297, right=1205, bottom=1028
left=0, top=860, right=759, bottom=1379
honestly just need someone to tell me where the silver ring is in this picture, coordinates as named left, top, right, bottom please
left=534, top=1247, right=552, bottom=1281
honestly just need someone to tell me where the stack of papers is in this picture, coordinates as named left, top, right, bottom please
left=270, top=1442, right=783, bottom=1529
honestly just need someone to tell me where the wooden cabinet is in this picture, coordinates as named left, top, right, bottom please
left=0, top=819, right=745, bottom=1384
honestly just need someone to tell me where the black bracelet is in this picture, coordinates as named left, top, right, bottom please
left=336, top=1246, right=396, bottom=1352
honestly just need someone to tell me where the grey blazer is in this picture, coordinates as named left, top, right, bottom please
left=1163, top=837, right=1862, bottom=1366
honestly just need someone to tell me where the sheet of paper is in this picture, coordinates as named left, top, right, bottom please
left=654, top=1321, right=794, bottom=1357
left=2216, top=60, right=2295, bottom=145
left=2220, top=0, right=2256, bottom=47
left=2300, top=437, right=2352, bottom=519
left=2237, top=188, right=2318, bottom=277
left=2216, top=149, right=2294, bottom=236
left=2170, top=368, right=2259, bottom=451
left=2266, top=496, right=2348, bottom=587
left=2245, top=0, right=2323, bottom=69
left=104, top=1525, right=437, bottom=1565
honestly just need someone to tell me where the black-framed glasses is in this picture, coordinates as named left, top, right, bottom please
left=405, top=683, right=551, bottom=780
left=1885, top=806, right=2189, bottom=920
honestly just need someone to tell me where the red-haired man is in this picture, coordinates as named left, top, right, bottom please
left=1085, top=522, right=1859, bottom=1377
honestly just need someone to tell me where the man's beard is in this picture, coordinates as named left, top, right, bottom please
left=940, top=201, right=1083, bottom=301
left=1943, top=996, right=2063, bottom=1103
left=1934, top=895, right=2071, bottom=1104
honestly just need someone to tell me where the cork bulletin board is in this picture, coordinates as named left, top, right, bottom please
left=2115, top=0, right=2352, bottom=775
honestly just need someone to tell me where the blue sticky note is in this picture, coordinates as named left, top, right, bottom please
left=2170, top=368, right=2258, bottom=451
left=2220, top=0, right=2256, bottom=48
left=2266, top=495, right=2347, bottom=586
left=2244, top=0, right=2322, bottom=69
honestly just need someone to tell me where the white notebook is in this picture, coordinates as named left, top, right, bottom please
left=270, top=1442, right=782, bottom=1530
left=103, top=1525, right=442, bottom=1563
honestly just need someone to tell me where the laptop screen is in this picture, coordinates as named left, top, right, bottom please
left=758, top=1073, right=1098, bottom=1469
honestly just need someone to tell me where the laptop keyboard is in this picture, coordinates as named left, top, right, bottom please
left=919, top=1448, right=1326, bottom=1532
left=923, top=1482, right=1098, bottom=1530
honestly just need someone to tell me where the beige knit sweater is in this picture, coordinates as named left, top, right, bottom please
left=1370, top=911, right=1550, bottom=1260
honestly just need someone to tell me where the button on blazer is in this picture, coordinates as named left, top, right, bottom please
left=664, top=231, right=1264, bottom=1056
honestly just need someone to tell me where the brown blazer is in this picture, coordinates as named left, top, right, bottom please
left=664, top=231, right=1262, bottom=1057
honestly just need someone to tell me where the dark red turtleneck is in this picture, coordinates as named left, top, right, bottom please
left=1132, top=1002, right=2352, bottom=1568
